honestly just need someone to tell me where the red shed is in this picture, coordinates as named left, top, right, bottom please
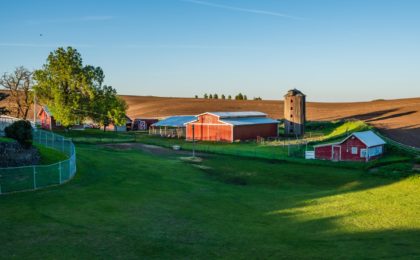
left=314, top=131, right=386, bottom=162
left=37, top=106, right=85, bottom=130
left=37, top=106, right=62, bottom=130
left=185, top=111, right=279, bottom=142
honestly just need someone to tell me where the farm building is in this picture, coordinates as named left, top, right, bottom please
left=185, top=111, right=279, bottom=142
left=149, top=115, right=196, bottom=138
left=38, top=106, right=84, bottom=130
left=106, top=115, right=133, bottom=132
left=314, top=130, right=386, bottom=162
left=284, top=89, right=306, bottom=136
left=132, top=118, right=159, bottom=131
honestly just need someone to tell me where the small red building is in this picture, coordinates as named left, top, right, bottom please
left=185, top=111, right=279, bottom=142
left=38, top=106, right=85, bottom=130
left=314, top=131, right=386, bottom=162
left=132, top=118, right=159, bottom=131
left=37, top=106, right=62, bottom=130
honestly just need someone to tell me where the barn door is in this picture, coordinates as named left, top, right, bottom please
left=332, top=146, right=341, bottom=161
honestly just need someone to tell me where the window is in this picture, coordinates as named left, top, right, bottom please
left=351, top=147, right=358, bottom=154
left=56, top=120, right=61, bottom=126
left=360, top=149, right=367, bottom=158
left=290, top=114, right=294, bottom=118
left=290, top=107, right=294, bottom=110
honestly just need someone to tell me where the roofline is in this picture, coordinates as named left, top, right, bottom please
left=194, top=111, right=268, bottom=119
left=314, top=131, right=385, bottom=148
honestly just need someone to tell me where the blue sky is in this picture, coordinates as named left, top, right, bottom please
left=0, top=0, right=419, bottom=101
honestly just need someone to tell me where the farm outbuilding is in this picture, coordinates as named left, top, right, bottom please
left=185, top=111, right=279, bottom=142
left=284, top=89, right=306, bottom=136
left=106, top=115, right=132, bottom=132
left=314, top=130, right=386, bottom=162
left=149, top=115, right=196, bottom=138
left=38, top=106, right=84, bottom=130
left=132, top=118, right=159, bottom=131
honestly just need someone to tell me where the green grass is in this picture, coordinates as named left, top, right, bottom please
left=0, top=136, right=14, bottom=143
left=0, top=144, right=419, bottom=258
left=34, top=144, right=68, bottom=165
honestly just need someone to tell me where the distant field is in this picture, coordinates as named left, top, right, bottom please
left=122, top=95, right=420, bottom=147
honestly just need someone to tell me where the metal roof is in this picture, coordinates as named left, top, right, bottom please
left=221, top=117, right=279, bottom=126
left=284, top=89, right=305, bottom=97
left=42, top=106, right=52, bottom=117
left=151, top=115, right=196, bottom=127
left=203, top=111, right=267, bottom=118
left=351, top=131, right=386, bottom=147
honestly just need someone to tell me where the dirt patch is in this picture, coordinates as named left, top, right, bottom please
left=102, top=143, right=201, bottom=157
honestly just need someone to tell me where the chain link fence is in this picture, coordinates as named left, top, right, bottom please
left=0, top=129, right=76, bottom=194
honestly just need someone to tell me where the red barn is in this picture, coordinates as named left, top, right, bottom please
left=37, top=106, right=62, bottom=130
left=185, top=111, right=279, bottom=142
left=38, top=106, right=84, bottom=130
left=132, top=118, right=159, bottom=131
left=314, top=131, right=386, bottom=162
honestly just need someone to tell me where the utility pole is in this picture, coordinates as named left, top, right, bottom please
left=192, top=124, right=196, bottom=158
left=33, top=89, right=36, bottom=125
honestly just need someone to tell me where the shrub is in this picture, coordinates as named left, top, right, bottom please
left=5, top=120, right=33, bottom=148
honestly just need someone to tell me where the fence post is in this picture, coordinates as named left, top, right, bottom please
left=59, top=161, right=62, bottom=184
left=33, top=166, right=37, bottom=189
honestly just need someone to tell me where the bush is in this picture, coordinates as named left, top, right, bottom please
left=5, top=120, right=33, bottom=148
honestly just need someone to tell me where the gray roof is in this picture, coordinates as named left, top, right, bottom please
left=284, top=89, right=305, bottom=97
left=204, top=111, right=267, bottom=118
left=43, top=106, right=52, bottom=117
left=351, top=131, right=386, bottom=147
left=152, top=115, right=196, bottom=127
left=221, top=117, right=279, bottom=126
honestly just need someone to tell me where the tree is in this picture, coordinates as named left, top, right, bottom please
left=213, top=93, right=218, bottom=99
left=34, top=47, right=107, bottom=127
left=228, top=95, right=232, bottom=100
left=0, top=67, right=33, bottom=119
left=209, top=94, right=213, bottom=99
left=91, top=85, right=127, bottom=131
left=243, top=95, right=248, bottom=100
left=204, top=93, right=208, bottom=99
left=253, top=97, right=262, bottom=100
left=0, top=92, right=9, bottom=115
left=194, top=95, right=198, bottom=99
left=221, top=94, right=226, bottom=100
left=235, top=93, right=244, bottom=100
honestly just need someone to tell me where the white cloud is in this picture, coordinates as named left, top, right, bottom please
left=181, top=0, right=303, bottom=20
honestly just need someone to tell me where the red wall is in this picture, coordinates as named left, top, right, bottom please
left=339, top=136, right=367, bottom=161
left=186, top=123, right=232, bottom=142
left=233, top=124, right=278, bottom=141
left=38, top=109, right=51, bottom=130
left=315, top=145, right=332, bottom=160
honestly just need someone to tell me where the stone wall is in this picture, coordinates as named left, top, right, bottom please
left=0, top=142, right=40, bottom=167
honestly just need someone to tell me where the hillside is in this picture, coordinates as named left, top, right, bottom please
left=122, top=95, right=420, bottom=147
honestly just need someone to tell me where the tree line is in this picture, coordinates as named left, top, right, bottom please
left=0, top=47, right=127, bottom=130
left=195, top=93, right=263, bottom=101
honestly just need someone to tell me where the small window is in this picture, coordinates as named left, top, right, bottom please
left=351, top=147, right=358, bottom=155
left=290, top=99, right=294, bottom=103
left=290, top=114, right=293, bottom=118
left=290, top=107, right=294, bottom=110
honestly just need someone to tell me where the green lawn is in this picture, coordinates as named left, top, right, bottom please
left=0, top=144, right=418, bottom=258
left=34, top=144, right=68, bottom=165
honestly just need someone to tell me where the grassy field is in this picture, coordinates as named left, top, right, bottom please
left=0, top=143, right=419, bottom=258
left=34, top=144, right=68, bottom=165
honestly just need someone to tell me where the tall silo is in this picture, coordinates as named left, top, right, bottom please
left=284, top=89, right=306, bottom=136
